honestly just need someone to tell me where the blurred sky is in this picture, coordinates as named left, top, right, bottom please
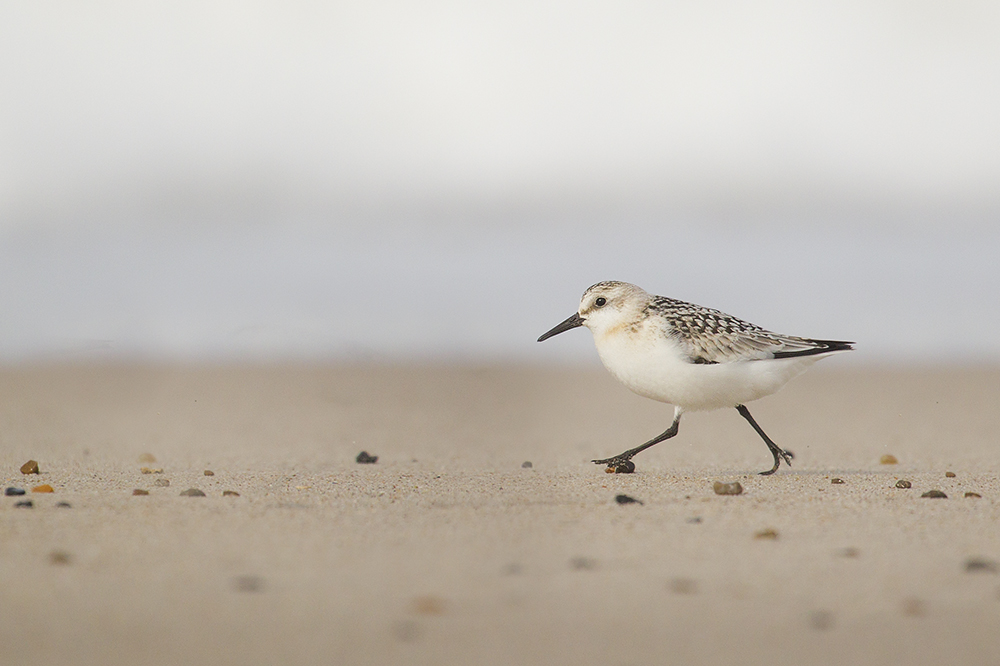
left=1, top=1, right=999, bottom=363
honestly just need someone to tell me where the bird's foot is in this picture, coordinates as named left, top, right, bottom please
left=758, top=448, right=794, bottom=476
left=592, top=456, right=636, bottom=474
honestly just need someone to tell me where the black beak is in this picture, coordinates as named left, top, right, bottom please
left=537, top=313, right=585, bottom=342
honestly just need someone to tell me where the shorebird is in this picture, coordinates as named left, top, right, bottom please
left=537, top=281, right=853, bottom=474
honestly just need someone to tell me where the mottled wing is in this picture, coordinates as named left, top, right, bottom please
left=646, top=297, right=852, bottom=364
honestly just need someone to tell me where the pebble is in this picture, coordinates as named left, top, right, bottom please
left=5, top=487, right=27, bottom=496
left=713, top=481, right=743, bottom=496
left=965, top=492, right=982, bottom=498
left=830, top=478, right=844, bottom=484
left=411, top=596, right=447, bottom=615
left=608, top=460, right=635, bottom=474
left=137, top=453, right=157, bottom=463
left=180, top=488, right=206, bottom=497
left=880, top=454, right=898, bottom=465
left=140, top=467, right=164, bottom=474
left=945, top=471, right=956, bottom=478
left=233, top=575, right=264, bottom=593
left=49, top=550, right=72, bottom=565
left=754, top=528, right=779, bottom=540
left=895, top=480, right=912, bottom=489
left=921, top=490, right=947, bottom=498
left=132, top=489, right=150, bottom=496
left=615, top=494, right=643, bottom=505
left=153, top=478, right=170, bottom=487
left=686, top=516, right=703, bottom=524
left=203, top=470, right=215, bottom=476
left=32, top=484, right=54, bottom=493
left=838, top=547, right=861, bottom=558
left=964, top=557, right=998, bottom=573
left=356, top=451, right=378, bottom=464
left=809, top=610, right=835, bottom=630
left=20, top=460, right=40, bottom=474
left=222, top=490, right=240, bottom=497
left=14, top=500, right=33, bottom=508
left=521, top=461, right=533, bottom=469
left=55, top=502, right=71, bottom=508
left=668, top=578, right=698, bottom=594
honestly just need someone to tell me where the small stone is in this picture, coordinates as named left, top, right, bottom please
left=965, top=492, right=982, bottom=498
left=838, top=547, right=861, bottom=558
left=880, top=454, right=898, bottom=465
left=521, top=461, right=533, bottom=469
left=830, top=478, right=844, bottom=484
left=615, top=494, right=643, bottom=505
left=180, top=488, right=206, bottom=497
left=902, top=598, right=925, bottom=617
left=686, top=516, right=703, bottom=524
left=32, top=484, right=54, bottom=493
left=140, top=467, right=164, bottom=474
left=411, top=596, right=447, bottom=615
left=713, top=481, right=744, bottom=496
left=614, top=460, right=636, bottom=473
left=132, top=489, right=150, bottom=496
left=153, top=478, right=170, bottom=487
left=49, top=550, right=71, bottom=565
left=20, top=460, right=40, bottom=474
left=222, top=490, right=240, bottom=497
left=5, top=487, right=27, bottom=496
left=204, top=470, right=215, bottom=476
left=964, top=557, right=998, bottom=573
left=668, top=578, right=698, bottom=594
left=55, top=502, right=71, bottom=508
left=137, top=453, right=157, bottom=463
left=356, top=451, right=378, bottom=464
left=895, top=480, right=912, bottom=489
left=945, top=471, right=956, bottom=478
left=14, top=500, right=33, bottom=508
left=754, top=528, right=779, bottom=540
left=809, top=610, right=835, bottom=630
left=233, top=575, right=264, bottom=593
left=921, top=490, right=947, bottom=498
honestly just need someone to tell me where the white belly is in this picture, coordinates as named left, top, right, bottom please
left=593, top=328, right=822, bottom=411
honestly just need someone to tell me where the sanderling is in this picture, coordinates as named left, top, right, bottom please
left=537, top=281, right=853, bottom=475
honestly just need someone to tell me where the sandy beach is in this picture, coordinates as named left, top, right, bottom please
left=1, top=363, right=999, bottom=665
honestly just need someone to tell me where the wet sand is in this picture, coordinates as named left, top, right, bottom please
left=1, top=363, right=999, bottom=665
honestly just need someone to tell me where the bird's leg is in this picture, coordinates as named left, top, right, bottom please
left=735, top=404, right=793, bottom=475
left=592, top=407, right=682, bottom=473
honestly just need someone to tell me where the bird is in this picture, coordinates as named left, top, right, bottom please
left=537, top=281, right=853, bottom=475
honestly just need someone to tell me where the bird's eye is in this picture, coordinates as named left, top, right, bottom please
left=594, top=297, right=607, bottom=307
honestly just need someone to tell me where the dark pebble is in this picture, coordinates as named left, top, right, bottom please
left=5, top=487, right=26, bottom=496
left=686, top=516, right=703, bottom=524
left=14, top=500, right=33, bottom=508
left=204, top=470, right=215, bottom=476
left=895, top=480, right=912, bottom=489
left=20, top=460, right=40, bottom=474
left=55, top=502, right=71, bottom=508
left=713, top=481, right=744, bottom=496
left=921, top=490, right=948, bottom=498
left=615, top=494, right=643, bottom=505
left=222, top=490, right=240, bottom=497
left=945, top=471, right=956, bottom=478
left=838, top=547, right=861, bottom=558
left=233, top=575, right=264, bottom=593
left=180, top=488, right=206, bottom=497
left=49, top=550, right=71, bottom=565
left=965, top=492, right=982, bottom=498
left=521, top=461, right=533, bottom=469
left=754, top=528, right=779, bottom=540
left=133, top=489, right=150, bottom=496
left=611, top=460, right=635, bottom=474
left=965, top=557, right=998, bottom=573
left=356, top=451, right=378, bottom=464
left=831, top=478, right=844, bottom=484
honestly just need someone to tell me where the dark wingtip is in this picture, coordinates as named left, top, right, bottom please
left=773, top=339, right=855, bottom=359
